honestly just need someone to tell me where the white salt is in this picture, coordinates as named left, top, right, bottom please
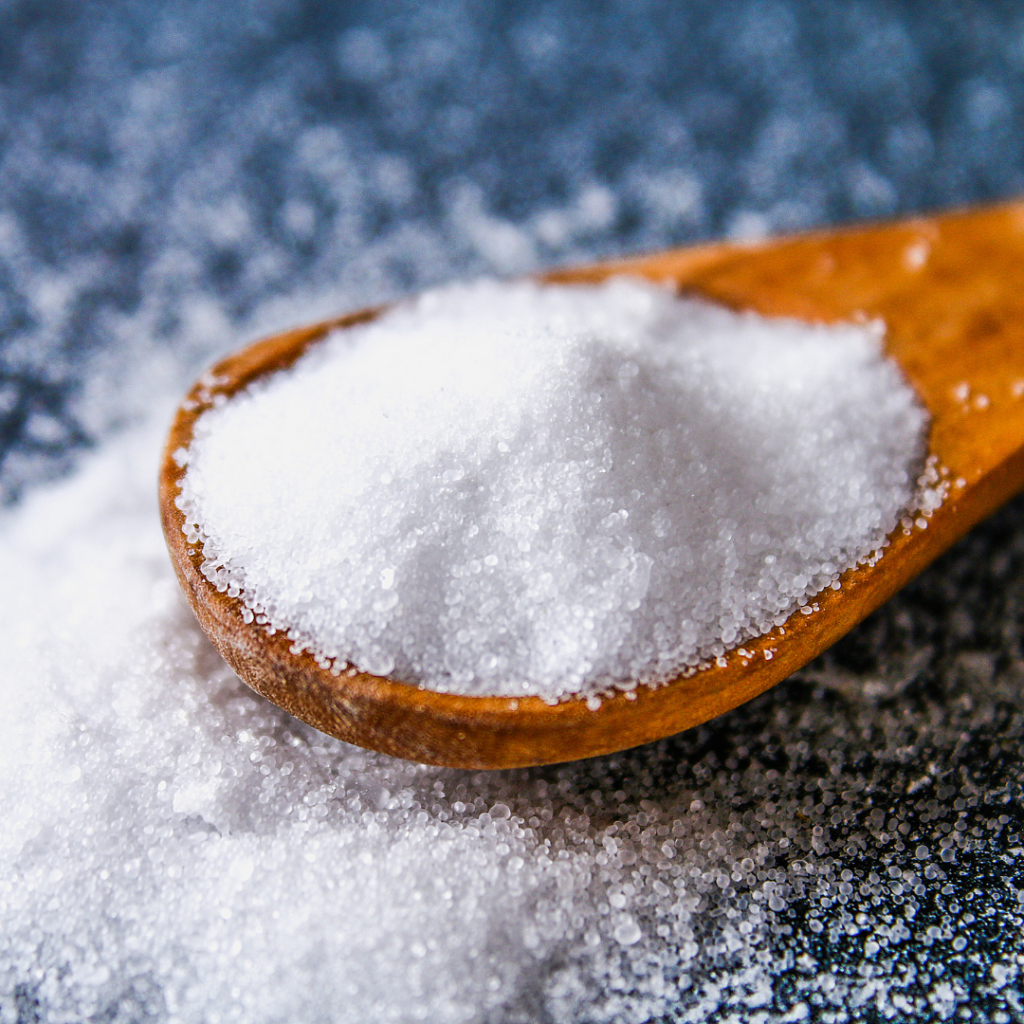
left=1, top=415, right=1022, bottom=1024
left=179, top=278, right=927, bottom=698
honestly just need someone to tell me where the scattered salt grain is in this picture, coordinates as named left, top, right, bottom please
left=2, top=7, right=1024, bottom=1022
left=4, top=415, right=1017, bottom=1024
left=179, top=278, right=927, bottom=698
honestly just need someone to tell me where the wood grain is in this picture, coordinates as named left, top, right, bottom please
left=160, top=201, right=1024, bottom=769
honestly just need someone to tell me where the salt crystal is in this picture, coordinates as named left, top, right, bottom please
left=613, top=917, right=643, bottom=945
left=180, top=278, right=927, bottom=698
left=2, top=9, right=1023, bottom=1022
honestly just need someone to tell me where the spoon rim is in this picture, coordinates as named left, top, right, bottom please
left=159, top=286, right=803, bottom=765
left=160, top=201, right=1024, bottom=768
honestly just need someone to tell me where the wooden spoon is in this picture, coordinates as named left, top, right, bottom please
left=160, top=200, right=1024, bottom=769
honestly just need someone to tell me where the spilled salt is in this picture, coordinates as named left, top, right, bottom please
left=4, top=424, right=1019, bottom=1024
left=178, top=278, right=927, bottom=698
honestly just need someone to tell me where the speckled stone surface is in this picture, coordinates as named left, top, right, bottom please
left=1, top=3, right=1023, bottom=1021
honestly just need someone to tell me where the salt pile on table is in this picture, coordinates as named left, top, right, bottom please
left=178, top=278, right=927, bottom=698
left=2, top=423, right=1022, bottom=1024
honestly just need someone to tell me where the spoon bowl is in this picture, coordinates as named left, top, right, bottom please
left=161, top=201, right=1024, bottom=768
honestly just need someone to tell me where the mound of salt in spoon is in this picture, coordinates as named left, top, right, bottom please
left=177, top=277, right=928, bottom=700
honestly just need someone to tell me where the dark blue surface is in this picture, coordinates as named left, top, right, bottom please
left=2, top=3, right=1024, bottom=1021
left=1, top=1, right=1023, bottom=501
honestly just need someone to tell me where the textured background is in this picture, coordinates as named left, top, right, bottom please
left=2, top=1, right=1024, bottom=1021
left=3, top=0, right=1023, bottom=501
